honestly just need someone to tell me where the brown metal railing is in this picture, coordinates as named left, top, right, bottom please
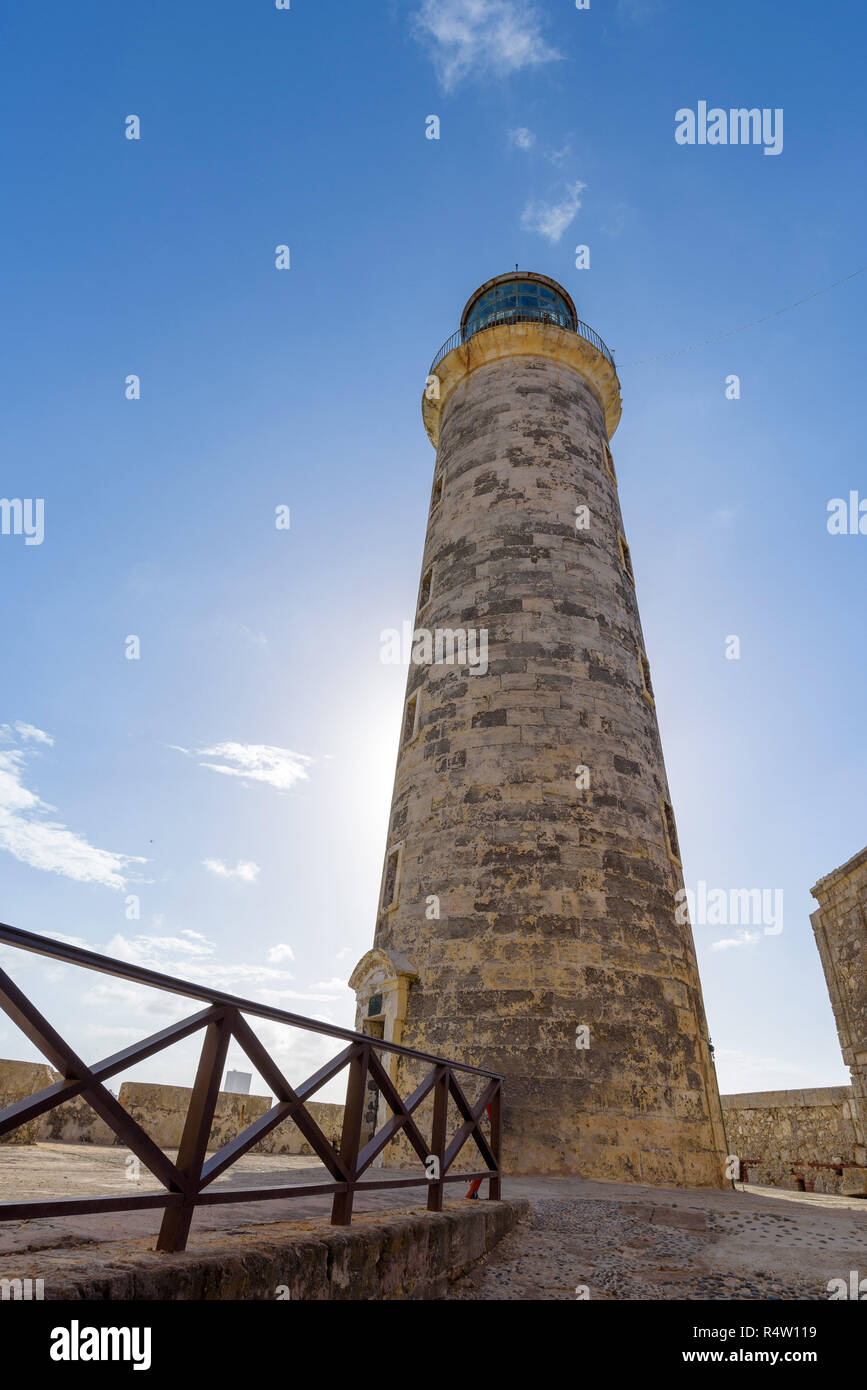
left=0, top=922, right=502, bottom=1252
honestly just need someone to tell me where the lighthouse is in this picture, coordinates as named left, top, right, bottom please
left=350, top=272, right=727, bottom=1185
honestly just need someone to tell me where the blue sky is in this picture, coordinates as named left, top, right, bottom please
left=0, top=0, right=864, bottom=1104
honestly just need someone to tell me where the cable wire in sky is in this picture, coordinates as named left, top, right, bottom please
left=618, top=264, right=867, bottom=367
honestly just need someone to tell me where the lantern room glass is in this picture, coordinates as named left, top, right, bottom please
left=463, top=280, right=575, bottom=340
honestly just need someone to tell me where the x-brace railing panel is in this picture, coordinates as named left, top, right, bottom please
left=0, top=922, right=504, bottom=1250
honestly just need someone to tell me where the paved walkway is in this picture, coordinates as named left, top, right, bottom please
left=449, top=1178, right=867, bottom=1300
left=2, top=1144, right=866, bottom=1299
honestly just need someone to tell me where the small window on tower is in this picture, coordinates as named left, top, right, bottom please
left=660, top=798, right=682, bottom=866
left=419, top=565, right=434, bottom=610
left=402, top=689, right=421, bottom=747
left=603, top=442, right=617, bottom=485
left=431, top=472, right=444, bottom=512
left=638, top=649, right=654, bottom=705
left=380, top=843, right=404, bottom=913
left=617, top=533, right=635, bottom=585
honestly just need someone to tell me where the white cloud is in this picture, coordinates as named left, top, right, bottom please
left=0, top=736, right=143, bottom=890
left=202, top=858, right=261, bottom=883
left=103, top=933, right=295, bottom=993
left=256, top=987, right=342, bottom=1004
left=81, top=978, right=191, bottom=1020
left=0, top=722, right=54, bottom=745
left=174, top=742, right=314, bottom=793
left=105, top=931, right=217, bottom=964
left=508, top=126, right=535, bottom=150
left=181, top=962, right=295, bottom=989
left=520, top=180, right=586, bottom=243
left=413, top=0, right=561, bottom=91
left=543, top=143, right=572, bottom=165
left=267, top=943, right=295, bottom=964
left=711, top=930, right=760, bottom=952
left=313, top=977, right=351, bottom=993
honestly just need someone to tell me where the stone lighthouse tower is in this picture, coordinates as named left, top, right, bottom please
left=351, top=272, right=727, bottom=1186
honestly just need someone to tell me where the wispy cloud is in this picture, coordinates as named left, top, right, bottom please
left=508, top=126, right=536, bottom=150
left=711, top=929, right=760, bottom=952
left=520, top=180, right=586, bottom=243
left=413, top=0, right=561, bottom=91
left=106, top=930, right=217, bottom=964
left=173, top=742, right=314, bottom=793
left=0, top=731, right=143, bottom=890
left=313, top=977, right=351, bottom=993
left=266, top=943, right=295, bottom=965
left=543, top=143, right=572, bottom=165
left=202, top=858, right=261, bottom=883
left=256, top=987, right=342, bottom=1004
left=0, top=722, right=54, bottom=745
left=104, top=932, right=296, bottom=993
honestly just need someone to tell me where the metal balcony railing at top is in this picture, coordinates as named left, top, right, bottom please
left=0, top=921, right=502, bottom=1253
left=429, top=310, right=616, bottom=377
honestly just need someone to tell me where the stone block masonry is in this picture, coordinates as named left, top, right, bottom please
left=352, top=275, right=728, bottom=1187
left=721, top=1087, right=867, bottom=1195
left=811, top=845, right=867, bottom=1161
left=3, top=1199, right=529, bottom=1301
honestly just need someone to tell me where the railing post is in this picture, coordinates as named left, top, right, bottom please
left=426, top=1065, right=448, bottom=1213
left=330, top=1042, right=369, bottom=1226
left=488, top=1081, right=502, bottom=1201
left=156, top=1009, right=231, bottom=1253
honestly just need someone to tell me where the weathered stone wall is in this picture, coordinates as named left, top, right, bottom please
left=366, top=335, right=727, bottom=1186
left=811, top=845, right=867, bottom=1159
left=721, top=1087, right=867, bottom=1195
left=0, top=1060, right=58, bottom=1144
left=119, top=1082, right=272, bottom=1151
left=0, top=1060, right=345, bottom=1156
left=38, top=1091, right=116, bottom=1146
left=256, top=1102, right=345, bottom=1157
left=6, top=1199, right=529, bottom=1301
left=116, top=1084, right=344, bottom=1156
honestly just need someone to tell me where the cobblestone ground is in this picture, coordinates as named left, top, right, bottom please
left=3, top=1146, right=866, bottom=1301
left=448, top=1196, right=865, bottom=1301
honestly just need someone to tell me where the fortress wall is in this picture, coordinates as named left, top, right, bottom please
left=0, top=1058, right=344, bottom=1156
left=721, top=1086, right=867, bottom=1195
